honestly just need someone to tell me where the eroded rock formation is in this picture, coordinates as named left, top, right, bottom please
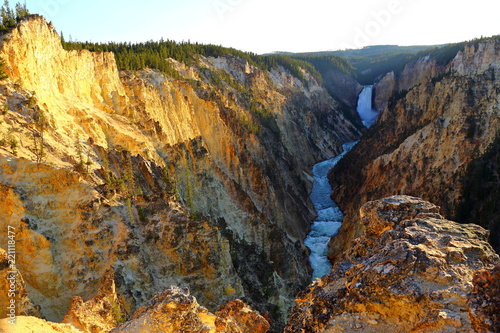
left=285, top=196, right=500, bottom=333
left=109, top=286, right=270, bottom=333
left=373, top=55, right=442, bottom=111
left=61, top=277, right=127, bottom=333
left=1, top=285, right=270, bottom=333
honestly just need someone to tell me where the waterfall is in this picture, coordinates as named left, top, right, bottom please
left=304, top=142, right=357, bottom=279
left=357, top=85, right=379, bottom=127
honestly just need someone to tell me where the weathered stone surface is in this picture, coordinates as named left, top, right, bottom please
left=215, top=299, right=270, bottom=333
left=1, top=286, right=269, bottom=333
left=110, top=286, right=269, bottom=333
left=467, top=265, right=500, bottom=332
left=61, top=277, right=127, bottom=333
left=110, top=286, right=216, bottom=333
left=372, top=71, right=395, bottom=111
left=285, top=196, right=500, bottom=333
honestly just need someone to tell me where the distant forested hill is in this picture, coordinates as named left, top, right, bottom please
left=63, top=36, right=500, bottom=88
left=287, top=40, right=498, bottom=84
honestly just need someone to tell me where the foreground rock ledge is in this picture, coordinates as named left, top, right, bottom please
left=0, top=286, right=270, bottom=333
left=110, top=286, right=270, bottom=333
left=285, top=195, right=500, bottom=333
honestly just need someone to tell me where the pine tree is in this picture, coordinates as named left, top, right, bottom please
left=14, top=1, right=28, bottom=22
left=2, top=0, right=16, bottom=29
left=0, top=59, right=8, bottom=80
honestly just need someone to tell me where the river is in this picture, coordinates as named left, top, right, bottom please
left=304, top=141, right=357, bottom=278
left=305, top=86, right=377, bottom=279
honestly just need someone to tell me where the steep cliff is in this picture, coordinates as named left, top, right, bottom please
left=457, top=134, right=500, bottom=251
left=321, top=70, right=363, bottom=121
left=0, top=15, right=360, bottom=330
left=372, top=55, right=443, bottom=111
left=329, top=39, right=500, bottom=260
left=285, top=196, right=500, bottom=333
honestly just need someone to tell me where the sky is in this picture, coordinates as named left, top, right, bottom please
left=24, top=0, right=500, bottom=54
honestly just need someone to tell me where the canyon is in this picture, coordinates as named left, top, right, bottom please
left=0, top=15, right=360, bottom=331
left=0, top=14, right=499, bottom=333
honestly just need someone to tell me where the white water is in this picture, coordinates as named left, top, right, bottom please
left=304, top=85, right=376, bottom=279
left=357, top=85, right=379, bottom=127
left=304, top=141, right=357, bottom=278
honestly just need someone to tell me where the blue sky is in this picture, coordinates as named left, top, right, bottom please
left=25, top=0, right=500, bottom=54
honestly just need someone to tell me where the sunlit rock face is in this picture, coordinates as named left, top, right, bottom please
left=110, top=286, right=270, bottom=333
left=0, top=15, right=360, bottom=329
left=61, top=277, right=126, bottom=333
left=285, top=196, right=500, bottom=333
left=373, top=55, right=441, bottom=111
left=0, top=285, right=270, bottom=333
left=329, top=39, right=500, bottom=261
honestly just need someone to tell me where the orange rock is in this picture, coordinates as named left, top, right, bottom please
left=286, top=196, right=500, bottom=333
left=467, top=265, right=500, bottom=332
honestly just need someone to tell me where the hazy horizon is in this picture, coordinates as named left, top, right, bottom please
left=24, top=0, right=500, bottom=54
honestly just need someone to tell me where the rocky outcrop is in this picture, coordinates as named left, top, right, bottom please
left=215, top=299, right=271, bottom=333
left=285, top=196, right=500, bottom=333
left=110, top=286, right=217, bottom=333
left=61, top=277, right=127, bottom=333
left=467, top=265, right=500, bottom=332
left=329, top=39, right=500, bottom=260
left=110, top=286, right=269, bottom=333
left=372, top=71, right=396, bottom=111
left=0, top=285, right=269, bottom=333
left=0, top=16, right=360, bottom=329
left=373, top=55, right=442, bottom=111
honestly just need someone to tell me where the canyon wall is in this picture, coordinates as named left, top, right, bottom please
left=321, top=70, right=363, bottom=122
left=329, top=39, right=500, bottom=260
left=0, top=16, right=361, bottom=330
left=372, top=55, right=443, bottom=111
